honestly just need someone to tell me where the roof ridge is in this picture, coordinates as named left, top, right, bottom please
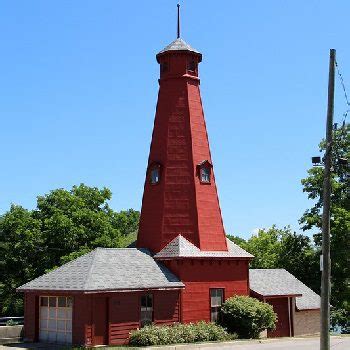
left=83, top=249, right=98, bottom=290
left=250, top=268, right=287, bottom=271
left=282, top=269, right=320, bottom=296
left=17, top=249, right=96, bottom=290
left=95, top=247, right=138, bottom=250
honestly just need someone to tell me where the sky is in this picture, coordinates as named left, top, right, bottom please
left=0, top=1, right=349, bottom=239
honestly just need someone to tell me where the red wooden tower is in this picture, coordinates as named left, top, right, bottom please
left=136, top=7, right=253, bottom=323
left=137, top=21, right=228, bottom=254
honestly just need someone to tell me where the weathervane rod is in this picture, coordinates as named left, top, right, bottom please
left=177, top=4, right=180, bottom=38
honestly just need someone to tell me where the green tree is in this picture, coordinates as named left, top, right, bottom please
left=228, top=226, right=319, bottom=293
left=0, top=184, right=140, bottom=316
left=0, top=205, right=43, bottom=315
left=300, top=124, right=350, bottom=332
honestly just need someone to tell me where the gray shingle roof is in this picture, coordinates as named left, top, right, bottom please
left=154, top=235, right=253, bottom=259
left=249, top=269, right=320, bottom=310
left=18, top=248, right=184, bottom=292
left=158, top=38, right=200, bottom=55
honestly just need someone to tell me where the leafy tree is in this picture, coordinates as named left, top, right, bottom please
left=0, top=184, right=140, bottom=316
left=240, top=226, right=282, bottom=269
left=277, top=229, right=320, bottom=293
left=0, top=205, right=43, bottom=315
left=228, top=226, right=319, bottom=291
left=300, top=124, right=349, bottom=331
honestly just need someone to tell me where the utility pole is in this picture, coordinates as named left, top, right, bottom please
left=320, top=48, right=336, bottom=350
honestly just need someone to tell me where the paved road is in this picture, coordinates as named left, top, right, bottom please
left=1, top=336, right=349, bottom=349
left=179, top=336, right=350, bottom=350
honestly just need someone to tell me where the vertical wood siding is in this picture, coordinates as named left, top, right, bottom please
left=164, top=259, right=249, bottom=323
left=108, top=290, right=180, bottom=345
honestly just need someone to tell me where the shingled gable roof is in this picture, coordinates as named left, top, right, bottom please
left=153, top=235, right=254, bottom=259
left=249, top=269, right=320, bottom=311
left=17, top=248, right=184, bottom=292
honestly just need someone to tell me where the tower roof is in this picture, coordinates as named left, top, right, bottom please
left=158, top=37, right=200, bottom=55
left=154, top=235, right=254, bottom=259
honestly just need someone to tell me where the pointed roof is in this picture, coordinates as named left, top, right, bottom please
left=154, top=235, right=253, bottom=259
left=249, top=269, right=320, bottom=310
left=17, top=248, right=184, bottom=292
left=157, top=38, right=201, bottom=55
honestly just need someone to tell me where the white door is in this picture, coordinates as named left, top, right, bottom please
left=39, top=296, right=72, bottom=344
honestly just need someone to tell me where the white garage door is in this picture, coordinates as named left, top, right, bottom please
left=39, top=296, right=72, bottom=344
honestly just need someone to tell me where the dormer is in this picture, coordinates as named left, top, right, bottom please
left=148, top=162, right=162, bottom=185
left=197, top=160, right=213, bottom=184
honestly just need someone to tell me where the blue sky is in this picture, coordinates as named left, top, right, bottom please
left=0, top=1, right=349, bottom=239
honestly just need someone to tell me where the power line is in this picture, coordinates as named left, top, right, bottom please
left=335, top=58, right=350, bottom=126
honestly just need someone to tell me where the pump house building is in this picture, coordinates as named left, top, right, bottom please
left=18, top=11, right=320, bottom=346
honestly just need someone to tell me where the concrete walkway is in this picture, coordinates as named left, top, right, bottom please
left=0, top=336, right=349, bottom=349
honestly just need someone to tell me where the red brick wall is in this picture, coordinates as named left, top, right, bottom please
left=163, top=259, right=249, bottom=323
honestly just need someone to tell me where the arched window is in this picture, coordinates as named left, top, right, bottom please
left=149, top=163, right=161, bottom=185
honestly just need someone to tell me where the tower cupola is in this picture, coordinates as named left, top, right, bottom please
left=156, top=38, right=202, bottom=80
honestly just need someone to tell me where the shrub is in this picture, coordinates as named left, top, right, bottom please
left=5, top=319, right=19, bottom=326
left=129, top=321, right=233, bottom=346
left=219, top=295, right=277, bottom=339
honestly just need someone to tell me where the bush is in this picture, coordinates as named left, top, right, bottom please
left=129, top=321, right=234, bottom=346
left=219, top=295, right=277, bottom=339
left=5, top=319, right=19, bottom=326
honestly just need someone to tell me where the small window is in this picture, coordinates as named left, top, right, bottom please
left=151, top=168, right=159, bottom=184
left=149, top=163, right=161, bottom=185
left=140, top=294, right=153, bottom=327
left=187, top=60, right=197, bottom=72
left=210, top=289, right=224, bottom=322
left=58, top=297, right=66, bottom=307
left=200, top=167, right=211, bottom=183
left=49, top=297, right=57, bottom=307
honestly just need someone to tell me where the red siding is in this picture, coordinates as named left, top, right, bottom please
left=23, top=290, right=181, bottom=346
left=72, top=294, right=92, bottom=346
left=23, top=292, right=93, bottom=346
left=266, top=297, right=290, bottom=338
left=23, top=292, right=37, bottom=342
left=163, top=259, right=249, bottom=323
left=137, top=50, right=227, bottom=253
left=108, top=293, right=139, bottom=345
left=92, top=296, right=108, bottom=346
left=154, top=290, right=180, bottom=325
left=109, top=290, right=181, bottom=345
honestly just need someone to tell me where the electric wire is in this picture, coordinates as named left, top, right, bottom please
left=335, top=58, right=350, bottom=128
